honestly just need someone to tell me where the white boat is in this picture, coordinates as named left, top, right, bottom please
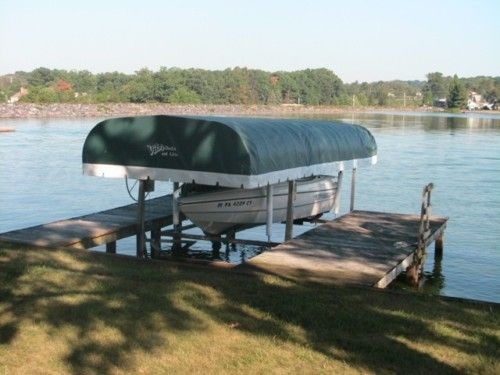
left=178, top=175, right=338, bottom=235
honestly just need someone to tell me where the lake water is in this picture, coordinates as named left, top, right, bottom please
left=0, top=112, right=499, bottom=303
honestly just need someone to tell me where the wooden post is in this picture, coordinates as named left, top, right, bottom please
left=212, top=235, right=222, bottom=258
left=350, top=166, right=357, bottom=212
left=285, top=180, right=295, bottom=241
left=333, top=171, right=343, bottom=215
left=406, top=263, right=419, bottom=287
left=266, top=184, right=273, bottom=243
left=227, top=230, right=235, bottom=243
left=435, top=232, right=444, bottom=261
left=136, top=179, right=146, bottom=258
left=150, top=222, right=161, bottom=258
left=106, top=241, right=116, bottom=254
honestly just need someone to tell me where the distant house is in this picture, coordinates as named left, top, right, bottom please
left=469, top=91, right=482, bottom=104
left=466, top=91, right=496, bottom=111
left=467, top=100, right=479, bottom=110
left=434, top=98, right=447, bottom=108
left=8, top=87, right=28, bottom=103
left=74, top=92, right=88, bottom=98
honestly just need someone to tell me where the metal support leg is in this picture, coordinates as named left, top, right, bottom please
left=285, top=180, right=295, bottom=241
left=172, top=182, right=181, bottom=251
left=172, top=182, right=180, bottom=227
left=266, top=184, right=273, bottom=243
left=136, top=179, right=146, bottom=258
left=333, top=171, right=343, bottom=216
left=350, top=167, right=357, bottom=212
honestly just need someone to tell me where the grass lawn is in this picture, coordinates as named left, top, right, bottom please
left=0, top=246, right=498, bottom=374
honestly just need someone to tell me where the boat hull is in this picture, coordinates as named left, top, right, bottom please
left=178, top=176, right=337, bottom=235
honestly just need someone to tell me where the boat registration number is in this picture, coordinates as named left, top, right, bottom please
left=217, top=200, right=253, bottom=208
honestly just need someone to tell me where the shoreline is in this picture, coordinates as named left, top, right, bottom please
left=0, top=102, right=446, bottom=119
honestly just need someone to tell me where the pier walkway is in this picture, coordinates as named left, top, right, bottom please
left=0, top=195, right=172, bottom=251
left=0, top=197, right=448, bottom=289
left=244, top=210, right=448, bottom=287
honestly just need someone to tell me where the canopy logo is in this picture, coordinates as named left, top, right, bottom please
left=147, top=144, right=178, bottom=157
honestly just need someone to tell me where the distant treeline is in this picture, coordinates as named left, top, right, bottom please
left=1, top=67, right=498, bottom=108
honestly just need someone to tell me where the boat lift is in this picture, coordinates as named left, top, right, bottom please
left=82, top=115, right=377, bottom=257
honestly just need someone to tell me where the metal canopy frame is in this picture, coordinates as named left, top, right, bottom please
left=135, top=169, right=347, bottom=257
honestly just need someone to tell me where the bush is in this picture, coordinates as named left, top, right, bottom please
left=21, top=86, right=59, bottom=103
left=168, top=87, right=201, bottom=104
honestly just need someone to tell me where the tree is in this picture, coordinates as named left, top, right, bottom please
left=123, top=69, right=154, bottom=102
left=21, top=86, right=58, bottom=103
left=28, top=67, right=56, bottom=87
left=8, top=66, right=497, bottom=107
left=421, top=85, right=433, bottom=106
left=447, top=74, right=466, bottom=109
left=425, top=72, right=448, bottom=101
left=68, top=70, right=96, bottom=93
left=168, top=87, right=201, bottom=104
left=278, top=73, right=299, bottom=104
left=55, top=79, right=73, bottom=92
left=373, top=83, right=389, bottom=106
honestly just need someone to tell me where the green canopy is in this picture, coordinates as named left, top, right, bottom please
left=82, top=115, right=377, bottom=188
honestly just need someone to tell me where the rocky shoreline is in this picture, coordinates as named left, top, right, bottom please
left=0, top=103, right=435, bottom=119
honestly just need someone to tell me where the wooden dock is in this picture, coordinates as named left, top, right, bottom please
left=0, top=189, right=448, bottom=289
left=244, top=210, right=448, bottom=288
left=0, top=195, right=172, bottom=251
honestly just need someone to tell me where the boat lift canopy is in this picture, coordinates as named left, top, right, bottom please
left=82, top=115, right=377, bottom=188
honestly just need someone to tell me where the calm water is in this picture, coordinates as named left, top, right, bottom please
left=0, top=113, right=499, bottom=303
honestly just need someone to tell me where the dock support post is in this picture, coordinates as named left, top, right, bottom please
left=106, top=241, right=116, bottom=254
left=435, top=233, right=444, bottom=261
left=227, top=230, right=236, bottom=245
left=285, top=180, right=295, bottom=241
left=136, top=178, right=155, bottom=258
left=172, top=182, right=182, bottom=251
left=136, top=179, right=146, bottom=258
left=266, top=184, right=273, bottom=243
left=406, top=263, right=420, bottom=287
left=333, top=171, right=343, bottom=215
left=350, top=163, right=357, bottom=212
left=151, top=222, right=161, bottom=258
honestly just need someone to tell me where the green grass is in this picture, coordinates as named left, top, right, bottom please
left=0, top=246, right=498, bottom=374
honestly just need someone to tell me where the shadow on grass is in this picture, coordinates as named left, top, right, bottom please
left=0, top=246, right=498, bottom=374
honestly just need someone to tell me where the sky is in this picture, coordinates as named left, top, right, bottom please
left=0, top=0, right=498, bottom=82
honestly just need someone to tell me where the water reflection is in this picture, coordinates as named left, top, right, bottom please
left=333, top=112, right=500, bottom=132
left=156, top=235, right=264, bottom=263
left=422, top=258, right=446, bottom=295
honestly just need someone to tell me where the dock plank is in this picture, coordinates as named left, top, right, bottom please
left=0, top=195, right=173, bottom=249
left=244, top=210, right=448, bottom=287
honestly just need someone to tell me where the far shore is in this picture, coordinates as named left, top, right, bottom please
left=0, top=102, right=447, bottom=119
left=1, top=103, right=497, bottom=120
